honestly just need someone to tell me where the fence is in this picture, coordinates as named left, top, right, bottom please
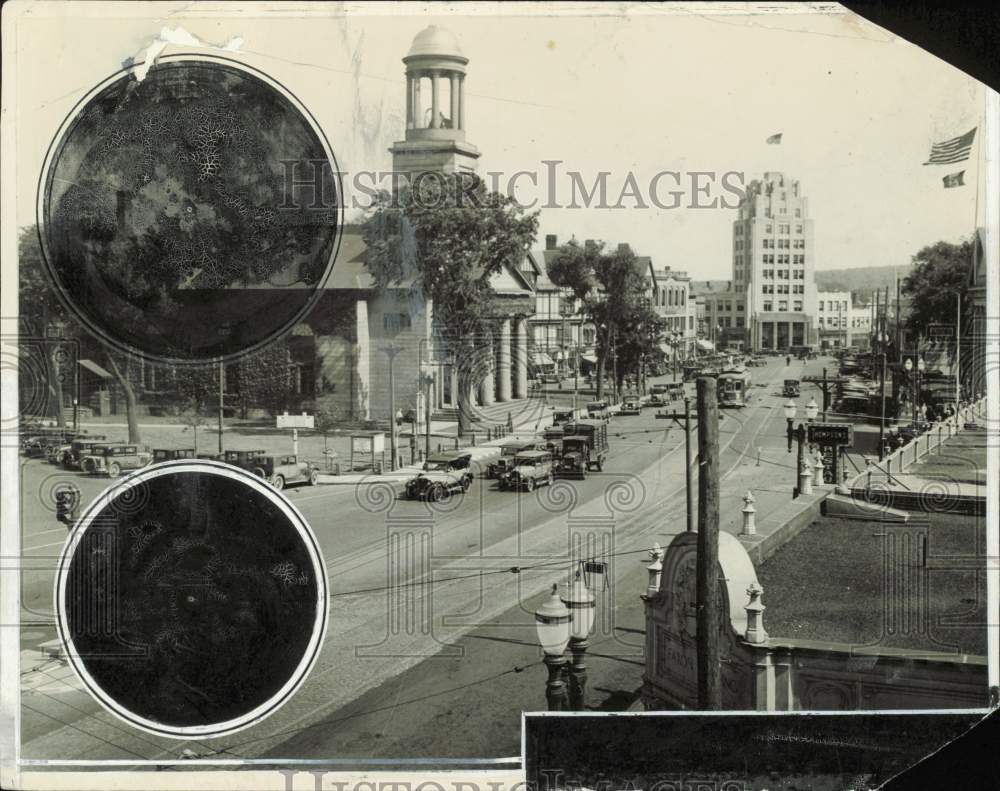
left=849, top=397, right=987, bottom=492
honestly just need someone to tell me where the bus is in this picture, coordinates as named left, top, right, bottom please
left=717, top=366, right=752, bottom=408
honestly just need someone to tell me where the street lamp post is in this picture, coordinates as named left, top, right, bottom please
left=534, top=585, right=571, bottom=711
left=562, top=573, right=596, bottom=710
left=785, top=398, right=818, bottom=498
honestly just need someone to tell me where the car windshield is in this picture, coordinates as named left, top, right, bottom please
left=502, top=447, right=521, bottom=456
left=425, top=461, right=452, bottom=472
left=515, top=458, right=536, bottom=467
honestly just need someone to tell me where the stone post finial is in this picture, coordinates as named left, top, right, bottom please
left=800, top=457, right=814, bottom=496
left=644, top=543, right=663, bottom=598
left=741, top=490, right=756, bottom=536
left=744, top=581, right=767, bottom=644
left=812, top=448, right=825, bottom=486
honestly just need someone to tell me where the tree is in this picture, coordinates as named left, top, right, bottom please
left=546, top=239, right=650, bottom=400
left=615, top=302, right=667, bottom=394
left=19, top=225, right=143, bottom=442
left=174, top=399, right=209, bottom=452
left=363, top=174, right=538, bottom=435
left=313, top=393, right=345, bottom=454
left=236, top=340, right=292, bottom=418
left=901, top=239, right=974, bottom=341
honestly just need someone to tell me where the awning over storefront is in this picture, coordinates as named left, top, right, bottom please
left=581, top=353, right=598, bottom=364
left=530, top=352, right=556, bottom=367
left=78, top=359, right=113, bottom=378
left=696, top=339, right=715, bottom=352
left=658, top=343, right=674, bottom=355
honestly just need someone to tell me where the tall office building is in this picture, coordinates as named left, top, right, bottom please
left=733, top=172, right=817, bottom=350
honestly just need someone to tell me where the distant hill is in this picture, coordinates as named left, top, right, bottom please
left=814, top=264, right=915, bottom=297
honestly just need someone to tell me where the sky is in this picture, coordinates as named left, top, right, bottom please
left=8, top=1, right=985, bottom=281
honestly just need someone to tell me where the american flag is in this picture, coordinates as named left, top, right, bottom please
left=923, top=127, right=976, bottom=165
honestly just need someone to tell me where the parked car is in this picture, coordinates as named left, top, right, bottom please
left=82, top=444, right=152, bottom=478
left=253, top=455, right=320, bottom=490
left=647, top=384, right=670, bottom=406
left=551, top=409, right=576, bottom=426
left=586, top=400, right=610, bottom=420
left=782, top=379, right=801, bottom=398
left=61, top=437, right=109, bottom=469
left=23, top=430, right=77, bottom=458
left=486, top=438, right=540, bottom=479
left=151, top=448, right=197, bottom=463
left=500, top=450, right=555, bottom=491
left=619, top=394, right=643, bottom=415
left=222, top=449, right=268, bottom=471
left=404, top=451, right=474, bottom=501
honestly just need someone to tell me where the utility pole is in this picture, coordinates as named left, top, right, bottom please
left=217, top=360, right=225, bottom=455
left=955, top=291, right=961, bottom=416
left=423, top=371, right=434, bottom=463
left=695, top=377, right=721, bottom=710
left=658, top=398, right=695, bottom=534
left=382, top=345, right=402, bottom=471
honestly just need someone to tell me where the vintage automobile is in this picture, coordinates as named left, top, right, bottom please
left=551, top=409, right=576, bottom=426
left=252, top=455, right=320, bottom=490
left=486, top=438, right=540, bottom=479
left=557, top=421, right=609, bottom=477
left=647, top=384, right=670, bottom=407
left=541, top=425, right=566, bottom=458
left=586, top=400, right=610, bottom=420
left=404, top=451, right=474, bottom=501
left=782, top=379, right=801, bottom=398
left=151, top=448, right=198, bottom=463
left=81, top=444, right=152, bottom=478
left=619, top=394, right=643, bottom=415
left=22, top=429, right=77, bottom=458
left=500, top=450, right=555, bottom=492
left=60, top=437, right=109, bottom=469
left=222, top=448, right=268, bottom=471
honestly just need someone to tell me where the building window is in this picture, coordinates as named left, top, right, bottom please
left=763, top=269, right=773, bottom=279
left=763, top=301, right=773, bottom=311
left=736, top=303, right=744, bottom=311
left=736, top=316, right=745, bottom=328
left=793, top=301, right=802, bottom=312
left=383, top=312, right=412, bottom=333
left=765, top=224, right=772, bottom=233
left=795, top=208, right=801, bottom=218
left=778, top=301, right=788, bottom=311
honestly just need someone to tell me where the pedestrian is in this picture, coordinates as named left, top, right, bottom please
left=786, top=355, right=791, bottom=367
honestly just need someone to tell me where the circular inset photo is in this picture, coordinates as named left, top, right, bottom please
left=38, top=54, right=342, bottom=363
left=55, top=460, right=328, bottom=739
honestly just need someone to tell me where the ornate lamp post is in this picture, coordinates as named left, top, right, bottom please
left=534, top=585, right=571, bottom=711
left=561, top=573, right=596, bottom=710
left=785, top=397, right=818, bottom=498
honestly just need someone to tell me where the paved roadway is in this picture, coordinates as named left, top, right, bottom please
left=16, top=353, right=839, bottom=761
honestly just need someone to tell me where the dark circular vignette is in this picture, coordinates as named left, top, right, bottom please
left=37, top=54, right=343, bottom=365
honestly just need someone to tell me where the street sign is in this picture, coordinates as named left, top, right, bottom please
left=276, top=411, right=315, bottom=429
left=807, top=422, right=853, bottom=446
left=928, top=323, right=955, bottom=339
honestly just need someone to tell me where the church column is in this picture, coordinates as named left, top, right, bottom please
left=479, top=329, right=495, bottom=407
left=406, top=74, right=414, bottom=129
left=497, top=319, right=512, bottom=402
left=458, top=75, right=466, bottom=130
left=430, top=70, right=440, bottom=128
left=413, top=72, right=423, bottom=129
left=449, top=73, right=458, bottom=128
left=514, top=317, right=529, bottom=399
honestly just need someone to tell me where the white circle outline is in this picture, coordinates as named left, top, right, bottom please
left=54, top=459, right=329, bottom=740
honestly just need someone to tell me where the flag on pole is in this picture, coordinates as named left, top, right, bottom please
left=923, top=127, right=976, bottom=165
left=766, top=133, right=782, bottom=144
left=942, top=171, right=965, bottom=188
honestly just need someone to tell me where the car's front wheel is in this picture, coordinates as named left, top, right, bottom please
left=461, top=476, right=471, bottom=493
left=108, top=462, right=121, bottom=479
left=309, top=469, right=319, bottom=486
left=547, top=472, right=554, bottom=487
left=272, top=475, right=285, bottom=491
left=526, top=477, right=535, bottom=492
left=431, top=483, right=446, bottom=502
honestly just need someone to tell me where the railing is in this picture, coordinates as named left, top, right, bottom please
left=847, top=397, right=987, bottom=492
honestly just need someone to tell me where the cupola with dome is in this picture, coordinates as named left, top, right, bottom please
left=390, top=25, right=480, bottom=177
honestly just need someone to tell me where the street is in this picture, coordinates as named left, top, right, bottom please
left=17, top=354, right=841, bottom=760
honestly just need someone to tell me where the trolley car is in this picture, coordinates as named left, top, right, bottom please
left=717, top=366, right=752, bottom=407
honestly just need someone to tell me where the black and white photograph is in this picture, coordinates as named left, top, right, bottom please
left=1, top=2, right=997, bottom=789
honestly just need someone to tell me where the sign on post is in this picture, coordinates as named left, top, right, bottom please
left=807, top=423, right=853, bottom=446
left=276, top=412, right=315, bottom=429
left=928, top=323, right=955, bottom=340
left=807, top=423, right=853, bottom=484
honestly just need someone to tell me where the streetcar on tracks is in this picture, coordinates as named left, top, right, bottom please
left=716, top=366, right=752, bottom=408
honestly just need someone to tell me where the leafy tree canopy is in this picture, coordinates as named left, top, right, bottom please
left=901, top=239, right=973, bottom=339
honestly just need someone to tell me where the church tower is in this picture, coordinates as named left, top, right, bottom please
left=389, top=26, right=481, bottom=178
